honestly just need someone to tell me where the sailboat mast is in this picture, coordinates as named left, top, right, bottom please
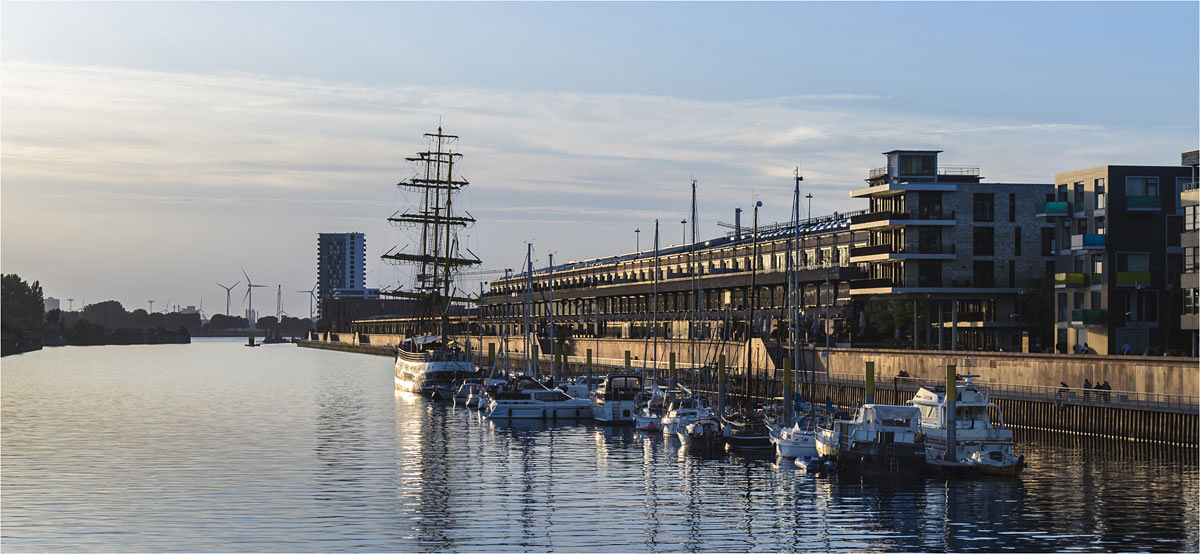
left=652, top=220, right=660, bottom=383
left=524, top=243, right=534, bottom=378
left=548, top=252, right=555, bottom=381
left=789, top=167, right=802, bottom=423
left=689, top=179, right=697, bottom=390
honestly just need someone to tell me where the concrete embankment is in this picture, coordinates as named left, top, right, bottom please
left=296, top=339, right=393, bottom=357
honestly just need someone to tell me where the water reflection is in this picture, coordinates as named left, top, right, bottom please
left=1, top=342, right=1196, bottom=552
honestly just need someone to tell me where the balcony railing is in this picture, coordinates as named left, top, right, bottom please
left=1070, top=234, right=1106, bottom=250
left=850, top=210, right=956, bottom=225
left=850, top=244, right=893, bottom=257
left=1055, top=272, right=1087, bottom=287
left=1117, top=271, right=1152, bottom=285
left=1127, top=195, right=1161, bottom=211
left=938, top=166, right=980, bottom=176
left=850, top=211, right=902, bottom=225
left=850, top=278, right=897, bottom=290
left=869, top=167, right=888, bottom=179
left=1070, top=309, right=1106, bottom=325
left=1036, top=201, right=1072, bottom=217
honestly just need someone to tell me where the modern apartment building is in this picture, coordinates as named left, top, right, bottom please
left=849, top=150, right=1054, bottom=352
left=1180, top=149, right=1198, bottom=356
left=317, top=232, right=366, bottom=306
left=1046, top=161, right=1192, bottom=355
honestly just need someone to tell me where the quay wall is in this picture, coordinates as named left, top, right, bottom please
left=302, top=333, right=1198, bottom=396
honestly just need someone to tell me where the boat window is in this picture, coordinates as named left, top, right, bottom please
left=919, top=406, right=939, bottom=423
left=881, top=418, right=911, bottom=428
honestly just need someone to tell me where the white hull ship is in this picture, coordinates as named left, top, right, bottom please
left=381, top=127, right=482, bottom=398
left=484, top=376, right=591, bottom=420
left=909, top=377, right=1024, bottom=475
left=590, top=373, right=642, bottom=425
left=815, top=404, right=927, bottom=474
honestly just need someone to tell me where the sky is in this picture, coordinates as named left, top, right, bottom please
left=2, top=1, right=1197, bottom=319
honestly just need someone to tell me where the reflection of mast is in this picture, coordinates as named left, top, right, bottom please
left=381, top=127, right=481, bottom=337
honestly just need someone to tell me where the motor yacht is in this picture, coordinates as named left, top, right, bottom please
left=908, top=378, right=1024, bottom=475
left=484, top=376, right=591, bottom=420
left=815, top=404, right=926, bottom=474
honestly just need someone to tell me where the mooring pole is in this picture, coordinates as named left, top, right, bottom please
left=865, top=361, right=875, bottom=405
left=946, top=363, right=957, bottom=463
left=718, top=354, right=727, bottom=416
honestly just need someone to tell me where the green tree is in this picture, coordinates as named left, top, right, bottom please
left=1, top=274, right=45, bottom=337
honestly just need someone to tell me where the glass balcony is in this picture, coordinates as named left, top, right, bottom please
left=1116, top=271, right=1151, bottom=285
left=1126, top=196, right=1161, bottom=211
left=1055, top=272, right=1087, bottom=287
left=1070, top=234, right=1106, bottom=250
left=1036, top=201, right=1071, bottom=217
left=1070, top=309, right=1106, bottom=325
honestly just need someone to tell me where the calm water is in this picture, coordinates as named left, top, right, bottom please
left=2, top=339, right=1197, bottom=552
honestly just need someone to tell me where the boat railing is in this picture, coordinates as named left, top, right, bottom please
left=823, top=372, right=1199, bottom=414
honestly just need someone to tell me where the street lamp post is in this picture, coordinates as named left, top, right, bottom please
left=635, top=228, right=641, bottom=256
left=681, top=219, right=687, bottom=246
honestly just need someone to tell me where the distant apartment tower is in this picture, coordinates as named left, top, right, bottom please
left=1046, top=159, right=1192, bottom=355
left=849, top=150, right=1054, bottom=352
left=317, top=233, right=366, bottom=306
left=1180, top=149, right=1198, bottom=356
left=43, top=297, right=60, bottom=313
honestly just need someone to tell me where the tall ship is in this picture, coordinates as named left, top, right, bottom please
left=383, top=128, right=481, bottom=398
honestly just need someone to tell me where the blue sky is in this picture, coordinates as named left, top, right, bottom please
left=2, top=2, right=1197, bottom=317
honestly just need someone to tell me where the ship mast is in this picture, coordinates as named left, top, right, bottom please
left=381, top=127, right=481, bottom=339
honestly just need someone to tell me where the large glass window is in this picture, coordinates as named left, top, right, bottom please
left=1008, top=193, right=1016, bottom=222
left=973, top=227, right=994, bottom=256
left=899, top=154, right=935, bottom=176
left=1126, top=176, right=1159, bottom=197
left=973, top=193, right=994, bottom=222
left=1014, top=227, right=1022, bottom=255
left=1117, top=252, right=1150, bottom=272
left=973, top=260, right=994, bottom=288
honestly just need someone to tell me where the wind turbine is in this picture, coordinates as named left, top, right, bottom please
left=297, top=282, right=317, bottom=320
left=217, top=281, right=240, bottom=316
left=242, top=269, right=268, bottom=329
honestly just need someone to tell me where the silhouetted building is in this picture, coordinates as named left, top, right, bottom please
left=317, top=232, right=366, bottom=317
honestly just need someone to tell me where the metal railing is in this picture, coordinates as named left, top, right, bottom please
left=938, top=166, right=980, bottom=176
left=820, top=372, right=1199, bottom=414
left=869, top=167, right=888, bottom=179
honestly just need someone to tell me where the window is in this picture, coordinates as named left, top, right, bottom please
left=899, top=154, right=935, bottom=176
left=1076, top=219, right=1087, bottom=235
left=1057, top=292, right=1067, bottom=321
left=1096, top=217, right=1106, bottom=235
left=1117, top=252, right=1149, bottom=272
left=1073, top=182, right=1085, bottom=209
left=1041, top=227, right=1055, bottom=256
left=1126, top=176, right=1159, bottom=197
left=1091, top=291, right=1102, bottom=310
left=1186, top=205, right=1198, bottom=232
left=918, top=260, right=941, bottom=287
left=1095, top=178, right=1106, bottom=210
left=1008, top=262, right=1016, bottom=287
left=1014, top=227, right=1022, bottom=256
left=973, top=260, right=994, bottom=287
left=973, top=227, right=994, bottom=256
left=973, top=193, right=995, bottom=222
left=1008, top=193, right=1016, bottom=222
left=1186, top=246, right=1198, bottom=273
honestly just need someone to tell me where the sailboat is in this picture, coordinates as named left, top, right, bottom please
left=770, top=167, right=820, bottom=459
left=384, top=127, right=481, bottom=398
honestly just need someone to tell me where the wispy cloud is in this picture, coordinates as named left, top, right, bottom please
left=2, top=62, right=1195, bottom=310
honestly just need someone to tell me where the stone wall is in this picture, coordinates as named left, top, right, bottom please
left=320, top=332, right=1197, bottom=396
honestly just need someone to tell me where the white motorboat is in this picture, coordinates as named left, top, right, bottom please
left=466, top=377, right=508, bottom=409
left=815, top=404, right=927, bottom=474
left=769, top=413, right=820, bottom=459
left=908, top=377, right=1024, bottom=475
left=661, top=397, right=707, bottom=436
left=590, top=373, right=642, bottom=425
left=484, top=376, right=591, bottom=420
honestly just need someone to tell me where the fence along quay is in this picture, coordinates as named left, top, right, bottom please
left=299, top=334, right=1198, bottom=448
